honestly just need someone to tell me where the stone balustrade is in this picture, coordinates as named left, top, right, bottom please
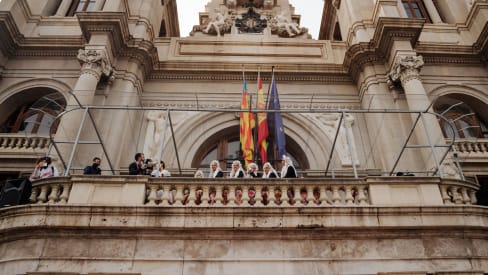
left=439, top=178, right=479, bottom=205
left=453, top=139, right=488, bottom=156
left=29, top=177, right=72, bottom=204
left=0, top=134, right=50, bottom=152
left=145, top=178, right=370, bottom=207
left=24, top=176, right=481, bottom=207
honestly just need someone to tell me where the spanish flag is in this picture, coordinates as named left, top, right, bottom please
left=256, top=73, right=268, bottom=163
left=240, top=79, right=255, bottom=167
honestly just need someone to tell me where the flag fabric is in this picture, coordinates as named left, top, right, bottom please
left=240, top=79, right=255, bottom=167
left=267, top=75, right=286, bottom=158
left=256, top=73, right=268, bottom=163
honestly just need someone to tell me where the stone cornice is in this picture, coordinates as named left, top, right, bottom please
left=77, top=11, right=158, bottom=79
left=343, top=17, right=424, bottom=83
left=0, top=11, right=83, bottom=57
left=369, top=17, right=424, bottom=60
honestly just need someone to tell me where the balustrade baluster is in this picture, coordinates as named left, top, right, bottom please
left=146, top=184, right=158, bottom=205
left=254, top=185, right=263, bottom=206
left=319, top=186, right=328, bottom=206
left=345, top=186, right=354, bottom=205
left=307, top=186, right=315, bottom=206
left=469, top=189, right=477, bottom=205
left=461, top=188, right=471, bottom=205
left=293, top=185, right=301, bottom=206
left=440, top=185, right=451, bottom=204
left=160, top=185, right=170, bottom=206
left=215, top=185, right=223, bottom=206
left=332, top=186, right=341, bottom=205
left=201, top=185, right=210, bottom=206
left=357, top=185, right=368, bottom=205
left=48, top=184, right=60, bottom=203
left=29, top=187, right=39, bottom=203
left=241, top=185, right=250, bottom=206
left=269, top=186, right=277, bottom=206
left=37, top=185, right=49, bottom=204
left=227, top=185, right=236, bottom=206
left=59, top=183, right=71, bottom=203
left=187, top=185, right=197, bottom=206
left=173, top=185, right=184, bottom=206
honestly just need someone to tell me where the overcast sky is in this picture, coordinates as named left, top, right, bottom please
left=176, top=0, right=324, bottom=39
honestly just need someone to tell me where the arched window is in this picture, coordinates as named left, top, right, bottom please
left=0, top=89, right=66, bottom=135
left=192, top=126, right=309, bottom=172
left=434, top=95, right=488, bottom=139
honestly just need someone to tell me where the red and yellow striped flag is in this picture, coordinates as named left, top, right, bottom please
left=240, top=79, right=255, bottom=167
left=256, top=73, right=268, bottom=163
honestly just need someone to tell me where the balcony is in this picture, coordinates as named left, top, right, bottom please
left=26, top=175, right=478, bottom=207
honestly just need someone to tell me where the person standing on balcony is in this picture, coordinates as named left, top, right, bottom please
left=262, top=162, right=278, bottom=178
left=229, top=160, right=245, bottom=178
left=246, top=162, right=259, bottom=178
left=83, top=157, right=101, bottom=175
left=40, top=157, right=59, bottom=178
left=129, top=153, right=147, bottom=175
left=29, top=158, right=44, bottom=181
left=150, top=161, right=171, bottom=177
left=280, top=155, right=297, bottom=178
left=209, top=160, right=224, bottom=178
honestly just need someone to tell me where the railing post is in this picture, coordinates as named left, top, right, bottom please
left=48, top=184, right=60, bottom=203
left=160, top=185, right=170, bottom=206
left=147, top=184, right=158, bottom=205
left=319, top=186, right=328, bottom=206
left=332, top=186, right=341, bottom=205
left=59, top=183, right=71, bottom=204
left=37, top=185, right=49, bottom=204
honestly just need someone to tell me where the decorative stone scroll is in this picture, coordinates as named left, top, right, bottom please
left=388, top=55, right=424, bottom=88
left=77, top=49, right=113, bottom=81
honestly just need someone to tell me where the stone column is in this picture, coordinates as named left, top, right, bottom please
left=423, top=0, right=443, bottom=23
left=74, top=49, right=112, bottom=104
left=55, top=49, right=113, bottom=174
left=54, top=0, right=72, bottom=16
left=388, top=55, right=446, bottom=175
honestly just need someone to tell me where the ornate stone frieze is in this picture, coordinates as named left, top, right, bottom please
left=388, top=55, right=424, bottom=87
left=77, top=49, right=113, bottom=81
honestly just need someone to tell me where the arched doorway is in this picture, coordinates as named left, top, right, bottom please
left=191, top=125, right=309, bottom=172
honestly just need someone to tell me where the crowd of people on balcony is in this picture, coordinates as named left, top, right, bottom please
left=28, top=151, right=298, bottom=182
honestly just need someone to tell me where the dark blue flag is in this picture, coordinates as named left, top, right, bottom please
left=267, top=75, right=286, bottom=158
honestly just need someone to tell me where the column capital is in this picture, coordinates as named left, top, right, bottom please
left=77, top=49, right=113, bottom=81
left=388, top=55, right=424, bottom=87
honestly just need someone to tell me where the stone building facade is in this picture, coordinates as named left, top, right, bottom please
left=0, top=0, right=487, bottom=274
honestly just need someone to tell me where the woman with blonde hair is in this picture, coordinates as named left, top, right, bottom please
left=209, top=160, right=224, bottom=178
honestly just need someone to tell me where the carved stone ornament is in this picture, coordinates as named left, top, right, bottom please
left=235, top=7, right=267, bottom=33
left=200, top=9, right=233, bottom=36
left=77, top=49, right=113, bottom=81
left=269, top=12, right=308, bottom=38
left=388, top=55, right=424, bottom=87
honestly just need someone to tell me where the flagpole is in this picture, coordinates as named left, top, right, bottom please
left=265, top=66, right=275, bottom=107
left=253, top=69, right=260, bottom=164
